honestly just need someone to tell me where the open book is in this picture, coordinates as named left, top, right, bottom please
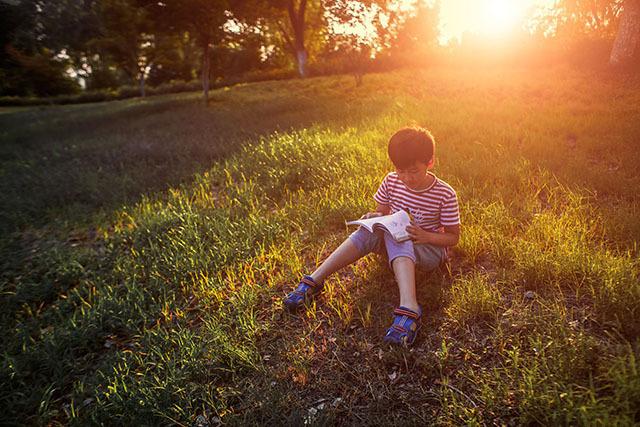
left=346, top=210, right=412, bottom=243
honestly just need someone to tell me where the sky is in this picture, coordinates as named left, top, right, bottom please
left=329, top=0, right=558, bottom=47
left=438, top=0, right=556, bottom=43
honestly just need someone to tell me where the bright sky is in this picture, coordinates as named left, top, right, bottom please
left=328, top=0, right=558, bottom=49
left=438, top=0, right=556, bottom=44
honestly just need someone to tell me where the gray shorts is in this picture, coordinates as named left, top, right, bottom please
left=348, top=227, right=445, bottom=271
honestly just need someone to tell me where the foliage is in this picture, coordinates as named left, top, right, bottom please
left=234, top=0, right=329, bottom=77
left=145, top=32, right=200, bottom=86
left=2, top=0, right=636, bottom=99
left=1, top=46, right=80, bottom=97
left=0, top=66, right=297, bottom=107
left=0, top=0, right=101, bottom=96
left=384, top=1, right=440, bottom=66
left=529, top=0, right=624, bottom=38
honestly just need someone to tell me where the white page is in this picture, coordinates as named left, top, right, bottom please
left=346, top=210, right=411, bottom=242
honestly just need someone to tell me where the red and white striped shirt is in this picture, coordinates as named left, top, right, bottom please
left=374, top=172, right=460, bottom=232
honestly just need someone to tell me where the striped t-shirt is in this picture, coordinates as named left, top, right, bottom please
left=373, top=172, right=460, bottom=232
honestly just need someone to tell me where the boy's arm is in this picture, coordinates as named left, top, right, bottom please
left=406, top=224, right=460, bottom=247
left=361, top=203, right=391, bottom=219
left=376, top=203, right=391, bottom=215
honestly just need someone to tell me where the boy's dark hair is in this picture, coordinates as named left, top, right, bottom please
left=388, top=127, right=435, bottom=169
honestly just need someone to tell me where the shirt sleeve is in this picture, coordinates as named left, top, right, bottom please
left=373, top=174, right=390, bottom=206
left=440, top=190, right=460, bottom=226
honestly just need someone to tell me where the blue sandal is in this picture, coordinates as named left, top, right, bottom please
left=283, top=275, right=323, bottom=311
left=383, top=306, right=422, bottom=346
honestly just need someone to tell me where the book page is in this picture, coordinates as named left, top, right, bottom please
left=346, top=210, right=412, bottom=242
left=373, top=210, right=411, bottom=241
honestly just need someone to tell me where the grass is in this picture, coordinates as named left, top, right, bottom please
left=1, top=66, right=639, bottom=425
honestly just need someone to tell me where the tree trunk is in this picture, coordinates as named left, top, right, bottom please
left=139, top=73, right=146, bottom=97
left=296, top=49, right=307, bottom=77
left=288, top=0, right=308, bottom=77
left=610, top=0, right=640, bottom=66
left=202, top=40, right=211, bottom=105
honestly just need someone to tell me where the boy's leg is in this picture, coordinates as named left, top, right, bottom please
left=308, top=238, right=362, bottom=284
left=390, top=244, right=445, bottom=312
left=383, top=234, right=420, bottom=313
left=308, top=227, right=384, bottom=284
left=285, top=228, right=382, bottom=311
left=391, top=256, right=420, bottom=313
left=383, top=235, right=423, bottom=346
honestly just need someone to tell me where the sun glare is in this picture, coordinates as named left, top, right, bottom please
left=481, top=0, right=521, bottom=34
left=438, top=0, right=552, bottom=44
left=330, top=0, right=556, bottom=48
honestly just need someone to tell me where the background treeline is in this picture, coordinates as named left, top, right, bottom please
left=1, top=0, right=638, bottom=105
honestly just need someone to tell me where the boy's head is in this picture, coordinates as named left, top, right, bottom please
left=388, top=127, right=435, bottom=190
left=388, top=126, right=435, bottom=170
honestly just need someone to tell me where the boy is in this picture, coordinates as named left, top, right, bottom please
left=284, top=127, right=460, bottom=346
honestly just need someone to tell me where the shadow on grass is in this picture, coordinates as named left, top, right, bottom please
left=0, top=75, right=409, bottom=423
left=0, top=76, right=392, bottom=238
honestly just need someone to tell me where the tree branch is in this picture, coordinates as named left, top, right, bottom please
left=276, top=19, right=296, bottom=54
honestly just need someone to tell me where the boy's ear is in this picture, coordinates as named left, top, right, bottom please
left=427, top=157, right=434, bottom=169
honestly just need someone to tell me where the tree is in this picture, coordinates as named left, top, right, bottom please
left=324, top=0, right=383, bottom=84
left=2, top=46, right=80, bottom=96
left=281, top=0, right=311, bottom=76
left=153, top=0, right=230, bottom=104
left=90, top=0, right=158, bottom=96
left=0, top=0, right=84, bottom=96
left=150, top=31, right=200, bottom=85
left=11, top=0, right=104, bottom=90
left=384, top=0, right=439, bottom=66
left=527, top=0, right=637, bottom=66
left=531, top=0, right=624, bottom=38
left=235, top=0, right=327, bottom=77
left=214, top=18, right=273, bottom=78
left=610, top=0, right=640, bottom=65
left=322, top=0, right=434, bottom=83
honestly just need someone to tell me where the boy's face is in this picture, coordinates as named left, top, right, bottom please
left=396, top=160, right=432, bottom=190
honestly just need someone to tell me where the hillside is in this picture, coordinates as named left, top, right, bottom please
left=1, top=67, right=639, bottom=425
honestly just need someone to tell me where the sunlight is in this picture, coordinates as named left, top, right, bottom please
left=329, top=0, right=556, bottom=48
left=328, top=1, right=382, bottom=49
left=480, top=0, right=521, bottom=35
left=437, top=0, right=555, bottom=44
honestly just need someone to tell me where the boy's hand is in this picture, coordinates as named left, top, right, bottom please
left=360, top=212, right=383, bottom=220
left=406, top=223, right=431, bottom=244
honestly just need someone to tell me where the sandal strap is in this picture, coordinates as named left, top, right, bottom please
left=391, top=324, right=407, bottom=333
left=384, top=305, right=422, bottom=346
left=393, top=307, right=420, bottom=319
left=300, top=276, right=318, bottom=289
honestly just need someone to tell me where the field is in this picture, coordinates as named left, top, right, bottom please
left=1, top=67, right=640, bottom=425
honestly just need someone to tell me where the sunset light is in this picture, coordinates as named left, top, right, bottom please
left=438, top=0, right=547, bottom=43
left=3, top=0, right=639, bottom=422
left=480, top=0, right=522, bottom=34
left=329, top=0, right=557, bottom=50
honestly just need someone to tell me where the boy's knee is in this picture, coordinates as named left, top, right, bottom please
left=392, top=255, right=414, bottom=263
left=348, top=227, right=383, bottom=256
left=389, top=254, right=416, bottom=269
left=415, top=244, right=445, bottom=272
left=384, top=235, right=416, bottom=267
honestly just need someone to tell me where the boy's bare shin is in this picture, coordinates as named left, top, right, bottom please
left=310, top=238, right=362, bottom=284
left=391, top=256, right=420, bottom=313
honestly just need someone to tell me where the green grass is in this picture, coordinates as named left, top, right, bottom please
left=1, top=66, right=639, bottom=425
